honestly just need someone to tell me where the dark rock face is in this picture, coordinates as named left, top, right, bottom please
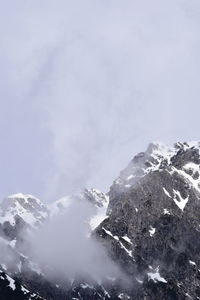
left=0, top=270, right=42, bottom=300
left=1, top=141, right=200, bottom=299
left=95, top=142, right=200, bottom=299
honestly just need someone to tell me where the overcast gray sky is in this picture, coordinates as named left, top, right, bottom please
left=0, top=0, right=200, bottom=202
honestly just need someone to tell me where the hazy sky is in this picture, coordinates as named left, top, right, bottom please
left=0, top=0, right=200, bottom=202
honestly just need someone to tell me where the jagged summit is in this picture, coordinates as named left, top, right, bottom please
left=109, top=141, right=200, bottom=202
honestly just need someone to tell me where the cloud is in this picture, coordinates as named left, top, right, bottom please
left=0, top=237, right=17, bottom=269
left=24, top=197, right=122, bottom=282
left=0, top=0, right=200, bottom=200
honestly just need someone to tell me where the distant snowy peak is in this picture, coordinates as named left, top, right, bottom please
left=0, top=193, right=48, bottom=227
left=0, top=188, right=109, bottom=233
left=48, top=188, right=109, bottom=230
left=49, top=188, right=108, bottom=216
left=110, top=141, right=200, bottom=194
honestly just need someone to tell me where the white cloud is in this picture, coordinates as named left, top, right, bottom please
left=0, top=0, right=200, bottom=200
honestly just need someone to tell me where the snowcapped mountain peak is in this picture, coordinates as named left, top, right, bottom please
left=145, top=141, right=176, bottom=167
left=48, top=188, right=109, bottom=230
left=0, top=193, right=48, bottom=228
left=7, top=193, right=41, bottom=203
left=141, top=141, right=200, bottom=164
left=109, top=141, right=200, bottom=210
left=110, top=142, right=174, bottom=194
left=49, top=188, right=108, bottom=216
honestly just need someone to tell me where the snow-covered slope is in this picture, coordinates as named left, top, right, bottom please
left=0, top=193, right=49, bottom=228
left=111, top=141, right=200, bottom=189
left=108, top=141, right=200, bottom=211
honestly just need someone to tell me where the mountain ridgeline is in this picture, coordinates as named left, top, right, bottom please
left=0, top=142, right=200, bottom=299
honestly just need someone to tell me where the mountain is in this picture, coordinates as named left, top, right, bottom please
left=0, top=141, right=200, bottom=299
left=0, top=193, right=49, bottom=240
left=0, top=188, right=109, bottom=300
left=96, top=141, right=200, bottom=299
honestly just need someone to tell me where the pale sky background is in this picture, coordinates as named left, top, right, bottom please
left=0, top=0, right=200, bottom=202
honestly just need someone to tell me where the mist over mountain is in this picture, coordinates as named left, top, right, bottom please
left=1, top=1, right=200, bottom=299
left=1, top=0, right=200, bottom=202
left=0, top=142, right=200, bottom=299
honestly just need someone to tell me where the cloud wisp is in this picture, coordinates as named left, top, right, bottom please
left=0, top=1, right=200, bottom=200
left=24, top=197, right=122, bottom=283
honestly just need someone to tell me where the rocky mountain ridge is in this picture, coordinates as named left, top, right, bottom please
left=0, top=141, right=200, bottom=299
